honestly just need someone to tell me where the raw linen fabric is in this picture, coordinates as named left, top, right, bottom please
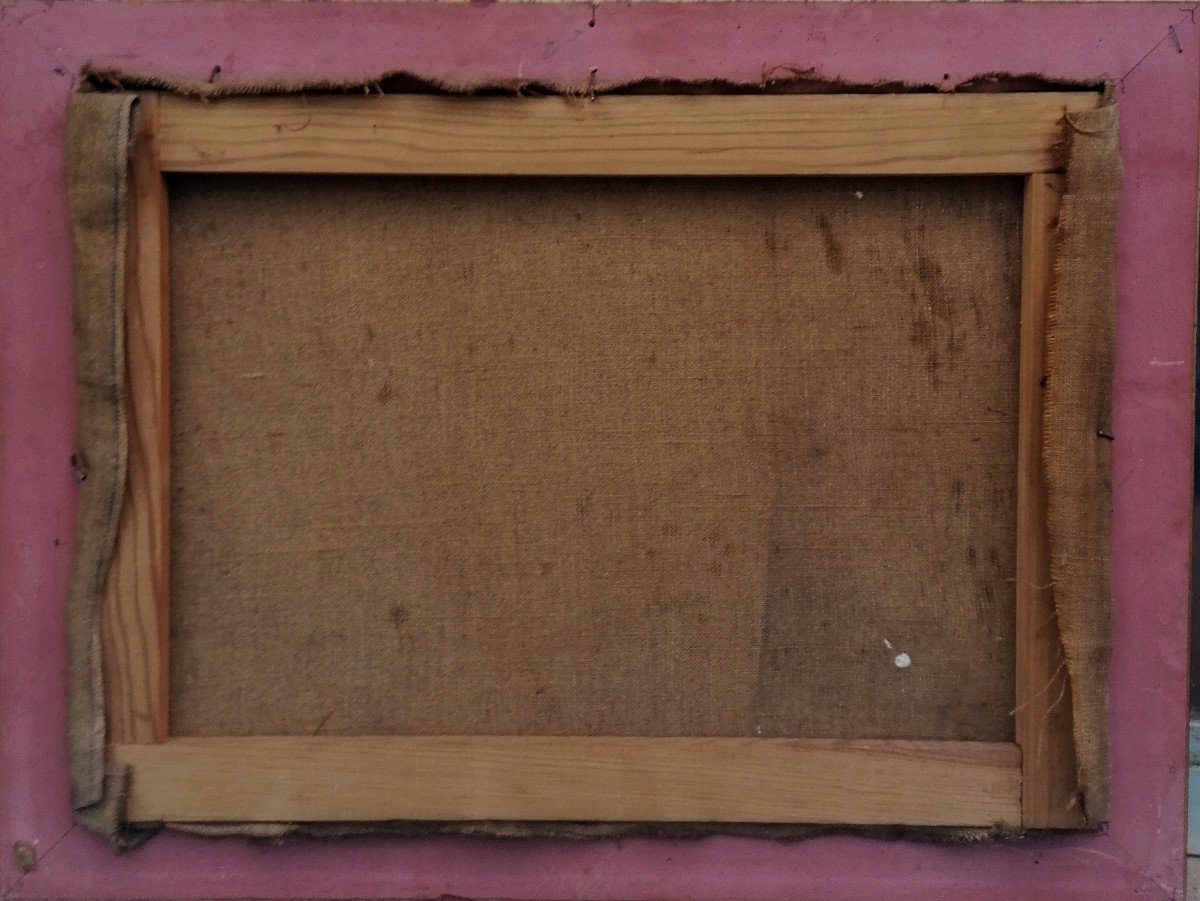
left=1043, top=104, right=1119, bottom=824
left=166, top=174, right=1023, bottom=742
left=63, top=92, right=140, bottom=841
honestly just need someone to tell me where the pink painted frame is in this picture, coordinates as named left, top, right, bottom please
left=1, top=2, right=1195, bottom=898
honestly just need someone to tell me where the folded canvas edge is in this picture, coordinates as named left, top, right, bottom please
left=65, top=93, right=164, bottom=850
left=64, top=92, right=139, bottom=843
left=1043, top=99, right=1119, bottom=827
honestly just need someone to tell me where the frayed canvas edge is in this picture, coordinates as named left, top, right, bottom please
left=78, top=62, right=1105, bottom=101
left=161, top=819, right=1024, bottom=848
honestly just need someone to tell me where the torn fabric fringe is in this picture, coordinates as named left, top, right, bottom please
left=79, top=62, right=1103, bottom=102
left=166, top=819, right=1021, bottom=846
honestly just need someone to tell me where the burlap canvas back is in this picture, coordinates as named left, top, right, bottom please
left=167, top=173, right=1023, bottom=742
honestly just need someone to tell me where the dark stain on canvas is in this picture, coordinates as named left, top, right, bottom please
left=816, top=213, right=846, bottom=274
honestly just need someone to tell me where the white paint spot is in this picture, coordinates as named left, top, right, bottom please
left=882, top=638, right=894, bottom=650
left=1150, top=358, right=1185, bottom=367
left=854, top=190, right=864, bottom=200
left=893, top=653, right=912, bottom=669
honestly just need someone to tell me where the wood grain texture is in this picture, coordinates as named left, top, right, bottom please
left=156, top=92, right=1099, bottom=176
left=101, top=94, right=171, bottom=745
left=1015, top=173, right=1084, bottom=828
left=113, top=737, right=1022, bottom=825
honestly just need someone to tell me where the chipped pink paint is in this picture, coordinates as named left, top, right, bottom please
left=1, top=3, right=1195, bottom=898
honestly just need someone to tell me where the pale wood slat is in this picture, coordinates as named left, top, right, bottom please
left=1015, top=172, right=1085, bottom=828
left=101, top=93, right=171, bottom=745
left=156, top=92, right=1098, bottom=176
left=114, top=737, right=1022, bottom=825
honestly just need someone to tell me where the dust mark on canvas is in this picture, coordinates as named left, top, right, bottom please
left=816, top=213, right=846, bottom=274
left=388, top=603, right=410, bottom=633
left=908, top=249, right=962, bottom=385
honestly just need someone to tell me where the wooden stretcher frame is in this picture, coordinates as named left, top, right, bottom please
left=102, top=89, right=1099, bottom=830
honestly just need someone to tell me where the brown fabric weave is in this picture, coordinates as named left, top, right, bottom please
left=167, top=174, right=1022, bottom=742
left=1043, top=104, right=1119, bottom=823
